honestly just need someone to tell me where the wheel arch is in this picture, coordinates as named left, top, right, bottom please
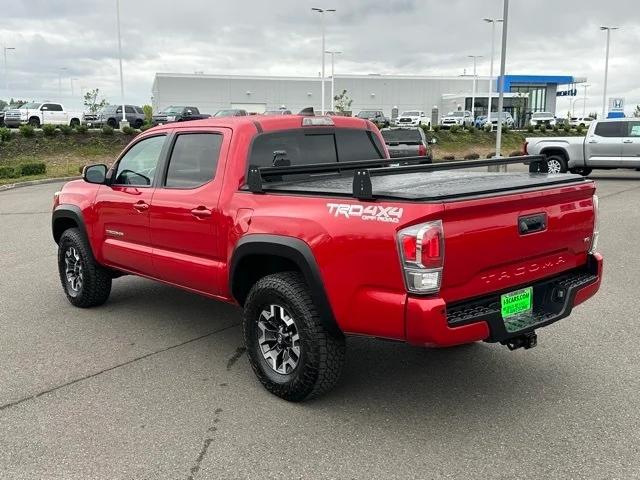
left=52, top=204, right=89, bottom=245
left=230, top=234, right=342, bottom=337
left=540, top=147, right=569, bottom=161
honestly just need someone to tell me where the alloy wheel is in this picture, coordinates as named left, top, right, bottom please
left=547, top=159, right=562, bottom=174
left=64, top=246, right=83, bottom=294
left=257, top=304, right=301, bottom=374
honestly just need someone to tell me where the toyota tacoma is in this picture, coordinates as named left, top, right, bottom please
left=52, top=113, right=603, bottom=401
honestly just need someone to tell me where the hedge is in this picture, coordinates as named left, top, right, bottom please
left=0, top=166, right=17, bottom=178
left=18, top=162, right=46, bottom=176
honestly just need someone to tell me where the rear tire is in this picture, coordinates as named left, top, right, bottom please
left=57, top=228, right=112, bottom=308
left=545, top=154, right=568, bottom=174
left=243, top=272, right=345, bottom=402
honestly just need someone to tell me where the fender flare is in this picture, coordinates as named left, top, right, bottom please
left=52, top=204, right=89, bottom=245
left=229, top=234, right=342, bottom=337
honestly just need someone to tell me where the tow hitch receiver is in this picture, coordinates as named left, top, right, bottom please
left=502, top=332, right=538, bottom=351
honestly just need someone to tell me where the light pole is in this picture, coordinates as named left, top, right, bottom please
left=325, top=50, right=341, bottom=111
left=483, top=18, right=503, bottom=128
left=70, top=77, right=78, bottom=97
left=116, top=0, right=127, bottom=125
left=58, top=67, right=67, bottom=96
left=312, top=7, right=336, bottom=115
left=3, top=46, right=15, bottom=96
left=493, top=0, right=509, bottom=170
left=581, top=83, right=591, bottom=117
left=600, top=26, right=618, bottom=119
left=468, top=55, right=483, bottom=120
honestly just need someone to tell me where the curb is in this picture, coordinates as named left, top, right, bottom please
left=0, top=176, right=79, bottom=192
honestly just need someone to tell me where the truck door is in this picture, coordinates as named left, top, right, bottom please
left=93, top=134, right=168, bottom=275
left=149, top=128, right=230, bottom=296
left=41, top=103, right=64, bottom=125
left=621, top=121, right=640, bottom=168
left=585, top=121, right=624, bottom=167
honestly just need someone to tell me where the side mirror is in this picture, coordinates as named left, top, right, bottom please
left=186, top=110, right=192, bottom=115
left=41, top=106, right=48, bottom=111
left=83, top=164, right=107, bottom=184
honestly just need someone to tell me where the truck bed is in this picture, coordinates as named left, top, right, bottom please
left=263, top=171, right=586, bottom=201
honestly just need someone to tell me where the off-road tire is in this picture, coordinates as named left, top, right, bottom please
left=57, top=228, right=112, bottom=308
left=243, top=272, right=345, bottom=402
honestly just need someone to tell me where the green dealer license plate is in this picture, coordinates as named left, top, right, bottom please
left=501, top=287, right=532, bottom=319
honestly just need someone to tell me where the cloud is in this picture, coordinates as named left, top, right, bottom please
left=1, top=0, right=639, bottom=114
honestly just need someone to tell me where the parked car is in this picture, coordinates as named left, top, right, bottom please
left=356, top=110, right=390, bottom=127
left=91, top=105, right=145, bottom=129
left=489, top=111, right=515, bottom=129
left=395, top=110, right=428, bottom=127
left=440, top=111, right=473, bottom=128
left=380, top=127, right=434, bottom=161
left=214, top=109, right=248, bottom=117
left=2, top=102, right=83, bottom=128
left=569, top=116, right=595, bottom=128
left=525, top=117, right=640, bottom=175
left=82, top=112, right=98, bottom=125
left=53, top=114, right=602, bottom=401
left=152, top=106, right=211, bottom=125
left=264, top=109, right=292, bottom=115
left=529, top=111, right=556, bottom=127
left=0, top=105, right=10, bottom=126
left=474, top=115, right=487, bottom=128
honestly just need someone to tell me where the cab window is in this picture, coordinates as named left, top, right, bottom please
left=594, top=122, right=624, bottom=137
left=164, top=133, right=223, bottom=188
left=114, top=136, right=166, bottom=186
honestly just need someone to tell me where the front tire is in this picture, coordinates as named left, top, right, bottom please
left=57, top=228, right=112, bottom=308
left=29, top=117, right=41, bottom=128
left=243, top=272, right=345, bottom=401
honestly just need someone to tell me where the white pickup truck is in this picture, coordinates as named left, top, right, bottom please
left=525, top=117, right=640, bottom=175
left=2, top=102, right=83, bottom=128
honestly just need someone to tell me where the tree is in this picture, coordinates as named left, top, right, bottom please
left=634, top=105, right=640, bottom=118
left=0, top=99, right=7, bottom=110
left=83, top=88, right=109, bottom=113
left=142, top=104, right=153, bottom=123
left=333, top=89, right=353, bottom=115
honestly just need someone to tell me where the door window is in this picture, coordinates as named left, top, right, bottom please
left=594, top=121, right=624, bottom=137
left=164, top=133, right=223, bottom=188
left=626, top=122, right=640, bottom=137
left=42, top=103, right=63, bottom=112
left=114, top=135, right=166, bottom=186
left=125, top=106, right=135, bottom=114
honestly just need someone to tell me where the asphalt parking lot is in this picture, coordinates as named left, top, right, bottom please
left=1, top=172, right=639, bottom=480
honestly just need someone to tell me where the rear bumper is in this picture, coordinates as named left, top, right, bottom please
left=405, top=253, right=603, bottom=347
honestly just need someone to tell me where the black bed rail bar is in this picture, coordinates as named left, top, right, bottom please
left=247, top=154, right=549, bottom=200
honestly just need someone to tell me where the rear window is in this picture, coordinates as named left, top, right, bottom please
left=381, top=129, right=422, bottom=143
left=595, top=122, right=624, bottom=137
left=248, top=128, right=385, bottom=168
left=165, top=133, right=222, bottom=188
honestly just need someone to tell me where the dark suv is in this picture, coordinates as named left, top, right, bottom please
left=92, top=105, right=145, bottom=129
left=356, top=110, right=390, bottom=128
left=152, top=106, right=211, bottom=125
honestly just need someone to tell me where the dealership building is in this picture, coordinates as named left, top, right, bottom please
left=151, top=73, right=586, bottom=126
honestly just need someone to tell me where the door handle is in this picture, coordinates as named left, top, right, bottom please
left=623, top=140, right=633, bottom=143
left=191, top=206, right=212, bottom=219
left=133, top=201, right=149, bottom=212
left=588, top=140, right=598, bottom=144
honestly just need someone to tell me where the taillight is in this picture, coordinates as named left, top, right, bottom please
left=523, top=141, right=529, bottom=155
left=589, top=195, right=599, bottom=254
left=397, top=220, right=444, bottom=294
left=418, top=144, right=427, bottom=156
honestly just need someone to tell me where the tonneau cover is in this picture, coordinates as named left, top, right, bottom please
left=263, top=171, right=585, bottom=201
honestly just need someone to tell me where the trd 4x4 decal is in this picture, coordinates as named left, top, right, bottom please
left=326, top=203, right=403, bottom=223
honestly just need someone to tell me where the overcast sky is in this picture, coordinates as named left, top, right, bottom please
left=2, top=0, right=639, bottom=115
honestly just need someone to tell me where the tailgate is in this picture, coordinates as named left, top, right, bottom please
left=387, top=144, right=419, bottom=158
left=440, top=182, right=596, bottom=303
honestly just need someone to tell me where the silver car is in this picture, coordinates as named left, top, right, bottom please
left=525, top=117, right=640, bottom=175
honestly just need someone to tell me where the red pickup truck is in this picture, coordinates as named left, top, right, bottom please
left=52, top=114, right=602, bottom=401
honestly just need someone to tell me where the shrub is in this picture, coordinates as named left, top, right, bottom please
left=449, top=124, right=460, bottom=133
left=463, top=152, right=480, bottom=160
left=442, top=154, right=455, bottom=161
left=140, top=122, right=153, bottom=132
left=502, top=125, right=510, bottom=133
left=552, top=124, right=560, bottom=132
left=526, top=124, right=534, bottom=133
left=466, top=125, right=476, bottom=133
left=484, top=123, right=492, bottom=132
left=42, top=124, right=58, bottom=136
left=122, top=125, right=137, bottom=135
left=533, top=123, right=540, bottom=130
left=0, top=127, right=11, bottom=143
left=563, top=124, right=571, bottom=133
left=19, top=125, right=35, bottom=138
left=0, top=165, right=17, bottom=178
left=486, top=151, right=496, bottom=159
left=576, top=126, right=585, bottom=135
left=432, top=124, right=441, bottom=132
left=101, top=125, right=114, bottom=136
left=60, top=125, right=74, bottom=136
left=76, top=124, right=88, bottom=134
left=509, top=150, right=524, bottom=157
left=18, top=162, right=46, bottom=176
left=539, top=125, right=547, bottom=133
